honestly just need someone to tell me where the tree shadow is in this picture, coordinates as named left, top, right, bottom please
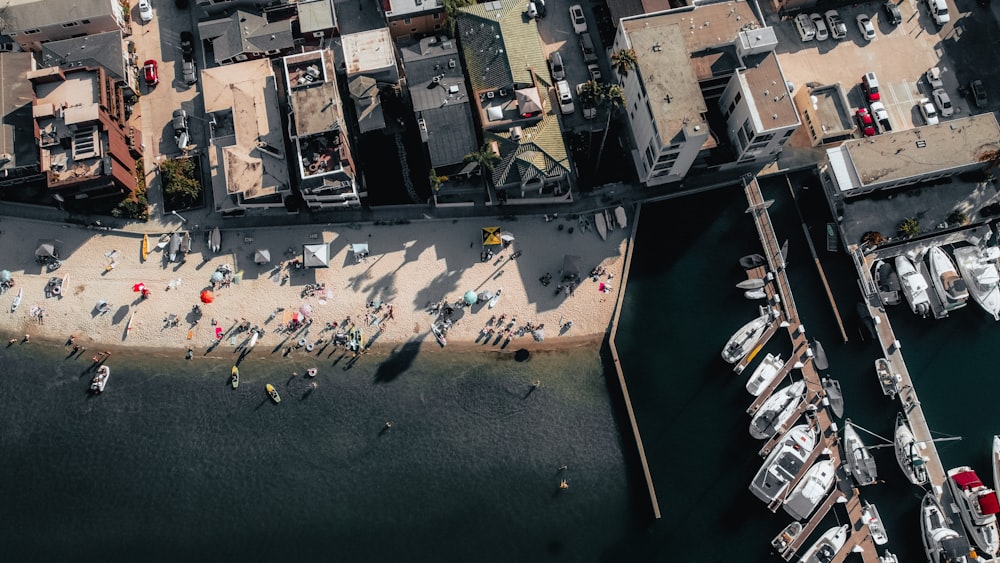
left=372, top=340, right=422, bottom=384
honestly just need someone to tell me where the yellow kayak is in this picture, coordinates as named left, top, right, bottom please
left=231, top=366, right=239, bottom=389
left=266, top=383, right=280, bottom=403
left=141, top=234, right=149, bottom=262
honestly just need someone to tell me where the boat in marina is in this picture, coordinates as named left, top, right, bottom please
left=737, top=278, right=765, bottom=290
left=744, top=288, right=766, bottom=300
left=771, top=521, right=803, bottom=552
left=90, top=365, right=110, bottom=394
left=879, top=551, right=899, bottom=563
left=856, top=302, right=878, bottom=340
left=895, top=413, right=929, bottom=486
left=798, top=524, right=848, bottom=563
left=266, top=383, right=281, bottom=403
left=842, top=419, right=878, bottom=487
left=749, top=380, right=806, bottom=440
left=810, top=339, right=829, bottom=371
left=231, top=366, right=239, bottom=389
left=749, top=424, right=816, bottom=504
left=895, top=254, right=931, bottom=317
left=954, top=244, right=1000, bottom=321
left=614, top=206, right=627, bottom=229
left=947, top=466, right=1000, bottom=556
left=863, top=500, right=889, bottom=545
left=721, top=308, right=772, bottom=364
left=927, top=246, right=969, bottom=311
left=874, top=259, right=901, bottom=306
left=783, top=458, right=836, bottom=521
left=10, top=287, right=21, bottom=313
left=740, top=253, right=766, bottom=269
left=876, top=358, right=898, bottom=398
left=594, top=212, right=607, bottom=241
left=921, top=492, right=973, bottom=563
left=745, top=353, right=784, bottom=396
left=993, top=436, right=1000, bottom=496
left=821, top=377, right=843, bottom=418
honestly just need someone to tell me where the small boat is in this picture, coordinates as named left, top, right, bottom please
left=614, top=206, right=627, bottom=229
left=798, top=524, right=848, bottom=563
left=895, top=412, right=929, bottom=486
left=10, top=287, right=21, bottom=312
left=740, top=253, right=766, bottom=269
left=780, top=239, right=789, bottom=265
left=594, top=212, right=608, bottom=241
left=954, top=244, right=1000, bottom=321
left=210, top=227, right=221, bottom=253
left=431, top=323, right=447, bottom=347
left=231, top=366, right=239, bottom=389
left=737, top=278, right=766, bottom=290
left=488, top=288, right=502, bottom=309
left=879, top=551, right=899, bottom=563
left=821, top=377, right=843, bottom=418
left=721, top=308, right=772, bottom=364
left=141, top=233, right=149, bottom=262
left=771, top=521, right=803, bottom=552
left=744, top=288, right=767, bottom=300
left=749, top=379, right=806, bottom=440
left=863, top=501, right=889, bottom=546
left=745, top=353, right=784, bottom=396
left=843, top=419, right=878, bottom=487
left=168, top=232, right=181, bottom=262
left=90, top=365, right=110, bottom=394
left=748, top=424, right=816, bottom=504
left=306, top=368, right=318, bottom=378
left=873, top=259, right=901, bottom=306
left=126, top=311, right=136, bottom=336
left=266, top=383, right=281, bottom=403
left=895, top=254, right=931, bottom=317
left=810, top=339, right=829, bottom=371
left=783, top=458, right=836, bottom=521
left=993, top=435, right=1000, bottom=498
left=947, top=466, right=1000, bottom=556
left=921, top=492, right=972, bottom=563
left=876, top=358, right=898, bottom=398
left=927, top=246, right=969, bottom=312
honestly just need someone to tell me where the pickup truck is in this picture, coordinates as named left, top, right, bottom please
left=926, top=67, right=943, bottom=89
left=870, top=101, right=892, bottom=133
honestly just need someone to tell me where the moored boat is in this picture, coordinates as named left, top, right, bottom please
left=879, top=551, right=899, bottom=563
left=876, top=358, right=898, bottom=398
left=745, top=353, right=784, bottom=396
left=749, top=379, right=806, bottom=440
left=90, top=365, right=110, bottom=394
left=783, top=458, right=836, bottom=521
left=749, top=424, right=816, bottom=505
left=594, top=212, right=607, bottom=241
left=737, top=278, right=765, bottom=290
left=863, top=500, right=889, bottom=546
left=921, top=492, right=972, bottom=563
left=721, top=308, right=772, bottom=364
left=947, top=466, right=1000, bottom=557
left=895, top=254, right=931, bottom=317
left=954, top=244, right=1000, bottom=321
left=740, top=253, right=766, bottom=269
left=810, top=339, right=829, bottom=371
left=614, top=206, right=627, bottom=229
left=266, top=383, right=281, bottom=403
left=874, top=259, right=901, bottom=306
left=798, top=524, right=848, bottom=563
left=772, top=521, right=803, bottom=552
left=843, top=419, right=878, bottom=487
left=744, top=288, right=767, bottom=300
left=993, top=436, right=1000, bottom=497
left=856, top=302, right=877, bottom=340
left=231, top=366, right=239, bottom=389
left=821, top=377, right=843, bottom=418
left=927, top=246, right=969, bottom=311
left=895, top=412, right=929, bottom=486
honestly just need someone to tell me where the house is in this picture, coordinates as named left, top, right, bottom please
left=282, top=49, right=361, bottom=210
left=201, top=59, right=292, bottom=214
left=382, top=0, right=446, bottom=40
left=198, top=10, right=295, bottom=66
left=39, top=30, right=139, bottom=97
left=0, top=52, right=41, bottom=187
left=612, top=2, right=799, bottom=189
left=297, top=0, right=339, bottom=43
left=2, top=0, right=126, bottom=52
left=341, top=28, right=399, bottom=133
left=455, top=0, right=573, bottom=205
left=28, top=64, right=143, bottom=203
left=195, top=0, right=292, bottom=16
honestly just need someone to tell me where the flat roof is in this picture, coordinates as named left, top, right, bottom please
left=3, top=0, right=110, bottom=30
left=385, top=0, right=442, bottom=17
left=284, top=50, right=345, bottom=137
left=807, top=84, right=853, bottom=137
left=0, top=52, right=38, bottom=170
left=621, top=1, right=760, bottom=54
left=742, top=52, right=798, bottom=130
left=342, top=28, right=396, bottom=75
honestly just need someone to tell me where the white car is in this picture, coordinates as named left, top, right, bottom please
left=794, top=14, right=816, bottom=42
left=809, top=13, right=829, bottom=41
left=824, top=10, right=847, bottom=39
left=138, top=0, right=154, bottom=23
left=587, top=63, right=602, bottom=82
left=569, top=4, right=587, bottom=34
left=926, top=67, right=944, bottom=89
left=918, top=97, right=939, bottom=125
left=932, top=88, right=954, bottom=117
left=856, top=14, right=875, bottom=41
left=548, top=52, right=565, bottom=81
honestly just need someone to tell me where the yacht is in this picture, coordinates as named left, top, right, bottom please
left=843, top=419, right=878, bottom=487
left=895, top=254, right=931, bottom=317
left=798, top=524, right=848, bottom=563
left=927, top=246, right=969, bottom=311
left=783, top=458, right=836, bottom=521
left=749, top=380, right=807, bottom=440
left=954, top=245, right=1000, bottom=321
left=749, top=424, right=816, bottom=505
left=895, top=413, right=929, bottom=486
left=722, top=308, right=773, bottom=364
left=921, top=492, right=973, bottom=563
left=863, top=500, right=889, bottom=545
left=947, top=466, right=1000, bottom=557
left=746, top=353, right=784, bottom=396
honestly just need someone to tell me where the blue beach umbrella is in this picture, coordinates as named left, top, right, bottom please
left=0, top=270, right=11, bottom=282
left=211, top=271, right=224, bottom=283
left=464, top=291, right=478, bottom=305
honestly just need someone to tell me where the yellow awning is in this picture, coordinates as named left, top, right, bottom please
left=482, top=226, right=502, bottom=246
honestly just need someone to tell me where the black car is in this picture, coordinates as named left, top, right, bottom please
left=180, top=31, right=194, bottom=57
left=882, top=1, right=902, bottom=25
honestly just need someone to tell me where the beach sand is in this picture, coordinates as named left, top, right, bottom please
left=0, top=214, right=630, bottom=356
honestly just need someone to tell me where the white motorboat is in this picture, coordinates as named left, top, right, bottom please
left=772, top=521, right=803, bottom=552
left=947, top=466, right=1000, bottom=557
left=993, top=436, right=1000, bottom=498
left=954, top=245, right=1000, bottom=321
left=842, top=419, right=878, bottom=487
left=879, top=551, right=899, bottom=563
left=614, top=206, right=627, bottom=229
left=749, top=424, right=816, bottom=505
left=749, top=380, right=806, bottom=440
left=746, top=353, right=784, bottom=396
left=783, top=458, right=836, bottom=521
left=798, top=524, right=848, bottom=563
left=744, top=288, right=767, bottom=300
left=721, top=308, right=772, bottom=364
left=876, top=358, right=899, bottom=398
left=895, top=413, right=929, bottom=486
left=863, top=500, right=889, bottom=546
left=90, top=365, right=110, bottom=394
left=874, top=259, right=901, bottom=306
left=594, top=212, right=607, bottom=241
left=895, top=254, right=931, bottom=317
left=921, top=492, right=973, bottom=563
left=927, top=246, right=969, bottom=311
left=736, top=278, right=765, bottom=290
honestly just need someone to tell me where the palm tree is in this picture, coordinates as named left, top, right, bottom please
left=593, top=84, right=625, bottom=177
left=464, top=144, right=500, bottom=193
left=578, top=80, right=605, bottom=148
left=610, top=48, right=637, bottom=83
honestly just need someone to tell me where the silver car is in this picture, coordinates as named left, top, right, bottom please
left=172, top=109, right=190, bottom=150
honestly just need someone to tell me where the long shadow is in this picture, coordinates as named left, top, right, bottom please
left=372, top=340, right=422, bottom=383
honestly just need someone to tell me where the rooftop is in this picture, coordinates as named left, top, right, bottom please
left=297, top=0, right=337, bottom=33
left=456, top=0, right=548, bottom=91
left=0, top=52, right=39, bottom=171
left=384, top=0, right=443, bottom=17
left=30, top=67, right=105, bottom=184
left=198, top=10, right=294, bottom=65
left=341, top=28, right=396, bottom=75
left=622, top=1, right=761, bottom=54
left=802, top=84, right=853, bottom=141
left=40, top=31, right=127, bottom=80
left=1, top=0, right=110, bottom=31
left=741, top=52, right=798, bottom=130
left=283, top=50, right=345, bottom=138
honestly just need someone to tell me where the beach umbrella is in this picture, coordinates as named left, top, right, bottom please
left=299, top=304, right=313, bottom=317
left=464, top=290, right=478, bottom=305
left=532, top=330, right=545, bottom=342
left=200, top=290, right=215, bottom=303
left=0, top=270, right=11, bottom=282
left=211, top=271, right=224, bottom=283
left=253, top=249, right=271, bottom=264
left=132, top=282, right=146, bottom=293
left=35, top=239, right=61, bottom=258
left=482, top=226, right=502, bottom=246
left=303, top=243, right=330, bottom=268
left=500, top=231, right=515, bottom=243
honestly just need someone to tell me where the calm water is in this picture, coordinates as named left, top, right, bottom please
left=3, top=177, right=995, bottom=561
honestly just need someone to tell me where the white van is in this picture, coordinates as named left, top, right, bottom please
left=556, top=80, right=575, bottom=114
left=929, top=0, right=949, bottom=25
left=794, top=14, right=816, bottom=42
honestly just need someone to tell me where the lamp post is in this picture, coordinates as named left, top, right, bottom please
left=171, top=210, right=187, bottom=223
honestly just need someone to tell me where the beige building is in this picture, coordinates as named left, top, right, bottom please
left=2, top=0, right=126, bottom=52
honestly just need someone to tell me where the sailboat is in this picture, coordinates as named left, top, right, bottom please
left=745, top=353, right=784, bottom=396
left=843, top=419, right=878, bottom=487
left=895, top=413, right=929, bottom=486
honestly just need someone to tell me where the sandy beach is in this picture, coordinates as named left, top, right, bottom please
left=0, top=214, right=630, bottom=356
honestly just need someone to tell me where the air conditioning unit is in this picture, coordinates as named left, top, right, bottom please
left=509, top=126, right=522, bottom=141
left=448, top=59, right=456, bottom=69
left=486, top=91, right=495, bottom=99
left=313, top=31, right=325, bottom=38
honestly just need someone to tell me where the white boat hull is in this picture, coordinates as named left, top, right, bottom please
left=947, top=466, right=1000, bottom=557
left=895, top=413, right=928, bottom=486
left=721, top=311, right=770, bottom=364
left=749, top=380, right=806, bottom=440
left=843, top=420, right=878, bottom=487
left=745, top=353, right=783, bottom=396
left=954, top=245, right=1000, bottom=321
left=784, top=458, right=836, bottom=521
left=594, top=213, right=607, bottom=240
left=927, top=246, right=968, bottom=311
left=895, top=255, right=931, bottom=317
left=749, top=424, right=815, bottom=504
left=799, top=524, right=848, bottom=563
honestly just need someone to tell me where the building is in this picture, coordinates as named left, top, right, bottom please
left=201, top=59, right=291, bottom=214
left=382, top=0, right=446, bottom=40
left=0, top=52, right=41, bottom=186
left=29, top=64, right=143, bottom=203
left=198, top=10, right=295, bottom=66
left=195, top=0, right=292, bottom=16
left=341, top=28, right=399, bottom=133
left=792, top=83, right=854, bottom=147
left=297, top=0, right=339, bottom=43
left=282, top=49, right=360, bottom=210
left=39, top=30, right=139, bottom=97
left=455, top=0, right=573, bottom=205
left=2, top=0, right=126, bottom=52
left=613, top=2, right=799, bottom=188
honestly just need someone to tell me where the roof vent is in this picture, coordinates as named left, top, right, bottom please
left=652, top=43, right=661, bottom=52
left=510, top=126, right=522, bottom=140
left=448, top=58, right=456, bottom=69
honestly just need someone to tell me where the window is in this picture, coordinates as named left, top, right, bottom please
left=742, top=119, right=753, bottom=139
left=24, top=29, right=40, bottom=35
left=753, top=133, right=774, bottom=143
left=734, top=92, right=742, bottom=105
left=62, top=22, right=80, bottom=28
left=748, top=141, right=769, bottom=150
left=81, top=19, right=90, bottom=24
left=656, top=152, right=678, bottom=164
left=434, top=24, right=441, bottom=30
left=644, top=145, right=655, bottom=169
left=783, top=129, right=795, bottom=138
left=433, top=13, right=441, bottom=19
left=653, top=161, right=672, bottom=171
left=404, top=17, right=411, bottom=24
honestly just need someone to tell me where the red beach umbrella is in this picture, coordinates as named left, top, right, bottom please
left=200, top=290, right=215, bottom=304
left=132, top=282, right=145, bottom=293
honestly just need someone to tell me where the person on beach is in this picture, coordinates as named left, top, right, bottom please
left=8, top=338, right=16, bottom=346
left=23, top=334, right=29, bottom=343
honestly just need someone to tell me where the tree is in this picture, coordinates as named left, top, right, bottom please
left=897, top=217, right=920, bottom=238
left=442, top=0, right=474, bottom=33
left=859, top=231, right=885, bottom=247
left=593, top=84, right=625, bottom=177
left=429, top=168, right=449, bottom=192
left=160, top=157, right=202, bottom=211
left=947, top=210, right=969, bottom=225
left=610, top=48, right=637, bottom=82
left=464, top=144, right=500, bottom=194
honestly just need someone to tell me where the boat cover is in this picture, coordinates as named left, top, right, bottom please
left=952, top=470, right=983, bottom=489
left=980, top=491, right=1000, bottom=515
left=941, top=536, right=971, bottom=559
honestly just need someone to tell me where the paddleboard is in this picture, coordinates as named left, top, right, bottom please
left=10, top=287, right=22, bottom=312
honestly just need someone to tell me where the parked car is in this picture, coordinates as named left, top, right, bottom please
left=794, top=13, right=816, bottom=42
left=180, top=31, right=194, bottom=57
left=856, top=108, right=876, bottom=137
left=143, top=59, right=159, bottom=86
left=587, top=63, right=602, bottom=82
left=925, top=67, right=944, bottom=89
left=810, top=13, right=829, bottom=41
left=824, top=9, right=847, bottom=39
left=882, top=1, right=902, bottom=25
left=138, top=0, right=154, bottom=23
left=928, top=0, right=950, bottom=26
left=862, top=72, right=880, bottom=102
left=971, top=80, right=988, bottom=108
left=555, top=80, right=575, bottom=115
left=856, top=14, right=875, bottom=41
left=579, top=33, right=597, bottom=63
left=918, top=97, right=939, bottom=125
left=182, top=58, right=197, bottom=85
left=870, top=101, right=892, bottom=132
left=932, top=88, right=954, bottom=117
left=548, top=52, right=565, bottom=81
left=576, top=83, right=596, bottom=119
left=172, top=109, right=191, bottom=150
left=570, top=4, right=587, bottom=34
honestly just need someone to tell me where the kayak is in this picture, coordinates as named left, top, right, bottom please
left=231, top=366, right=239, bottom=389
left=141, top=234, right=149, bottom=262
left=266, top=383, right=281, bottom=403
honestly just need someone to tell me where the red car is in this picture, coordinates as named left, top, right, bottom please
left=143, top=59, right=158, bottom=86
left=856, top=108, right=875, bottom=137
